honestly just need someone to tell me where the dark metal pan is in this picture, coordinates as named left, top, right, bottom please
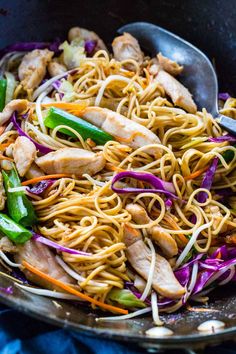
left=0, top=0, right=236, bottom=351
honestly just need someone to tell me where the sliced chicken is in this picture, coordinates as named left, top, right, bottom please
left=0, top=237, right=17, bottom=253
left=81, top=107, right=161, bottom=156
left=25, top=163, right=45, bottom=180
left=13, top=136, right=36, bottom=177
left=68, top=27, right=108, bottom=52
left=156, top=70, right=197, bottom=113
left=112, top=32, right=144, bottom=70
left=0, top=99, right=28, bottom=126
left=0, top=172, right=6, bottom=211
left=134, top=274, right=146, bottom=293
left=48, top=60, right=67, bottom=77
left=35, top=148, right=105, bottom=176
left=126, top=203, right=178, bottom=258
left=157, top=53, right=183, bottom=76
left=124, top=235, right=185, bottom=299
left=18, top=49, right=53, bottom=90
left=15, top=239, right=75, bottom=289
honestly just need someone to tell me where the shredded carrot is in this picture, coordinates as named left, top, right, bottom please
left=105, top=163, right=125, bottom=173
left=22, top=261, right=128, bottom=315
left=0, top=142, right=14, bottom=150
left=184, top=166, right=209, bottom=181
left=42, top=102, right=86, bottom=114
left=21, top=174, right=72, bottom=186
left=216, top=251, right=221, bottom=259
left=113, top=131, right=144, bottom=144
left=0, top=125, right=6, bottom=135
left=164, top=214, right=188, bottom=245
left=186, top=305, right=219, bottom=313
left=0, top=155, right=14, bottom=162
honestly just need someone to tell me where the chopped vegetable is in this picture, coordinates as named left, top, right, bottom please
left=184, top=166, right=209, bottom=180
left=22, top=261, right=128, bottom=315
left=44, top=107, right=113, bottom=145
left=27, top=180, right=54, bottom=195
left=208, top=134, right=236, bottom=143
left=5, top=72, right=17, bottom=105
left=32, top=232, right=92, bottom=256
left=59, top=40, right=85, bottom=69
left=85, top=40, right=97, bottom=54
left=108, top=288, right=146, bottom=308
left=0, top=286, right=13, bottom=295
left=21, top=174, right=71, bottom=186
left=197, top=158, right=218, bottom=203
left=0, top=213, right=32, bottom=244
left=0, top=79, right=7, bottom=112
left=11, top=112, right=53, bottom=154
left=111, top=171, right=177, bottom=198
left=218, top=92, right=231, bottom=101
left=2, top=168, right=37, bottom=227
left=0, top=39, right=61, bottom=58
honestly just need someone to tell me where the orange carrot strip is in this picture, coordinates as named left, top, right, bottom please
left=0, top=155, right=14, bottom=162
left=42, top=102, right=86, bottom=112
left=164, top=214, right=188, bottom=245
left=21, top=174, right=72, bottom=186
left=113, top=132, right=143, bottom=144
left=22, top=261, right=128, bottom=315
left=184, top=166, right=209, bottom=181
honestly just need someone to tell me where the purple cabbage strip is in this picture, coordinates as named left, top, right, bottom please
left=32, top=232, right=92, bottom=256
left=11, top=112, right=52, bottom=154
left=218, top=92, right=231, bottom=101
left=0, top=39, right=61, bottom=58
left=197, top=157, right=219, bottom=203
left=0, top=286, right=13, bottom=295
left=27, top=180, right=54, bottom=195
left=111, top=171, right=177, bottom=199
left=208, top=134, right=236, bottom=143
left=11, top=269, right=29, bottom=284
left=165, top=198, right=172, bottom=210
left=52, top=80, right=62, bottom=91
left=85, top=40, right=97, bottom=55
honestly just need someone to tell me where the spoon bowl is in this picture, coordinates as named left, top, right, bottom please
left=118, top=22, right=235, bottom=134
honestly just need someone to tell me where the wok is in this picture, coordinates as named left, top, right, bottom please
left=0, top=0, right=236, bottom=351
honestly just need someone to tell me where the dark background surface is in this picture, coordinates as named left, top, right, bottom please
left=0, top=0, right=236, bottom=352
left=0, top=0, right=236, bottom=92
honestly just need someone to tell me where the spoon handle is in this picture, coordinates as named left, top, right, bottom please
left=216, top=114, right=236, bottom=136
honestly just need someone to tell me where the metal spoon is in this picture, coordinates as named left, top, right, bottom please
left=118, top=22, right=235, bottom=135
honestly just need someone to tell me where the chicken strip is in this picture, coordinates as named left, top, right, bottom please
left=0, top=236, right=17, bottom=253
left=18, top=49, right=53, bottom=90
left=157, top=53, right=183, bottom=76
left=13, top=136, right=36, bottom=177
left=124, top=230, right=185, bottom=299
left=126, top=203, right=178, bottom=258
left=0, top=172, right=6, bottom=211
left=112, top=32, right=144, bottom=70
left=15, top=239, right=75, bottom=289
left=68, top=27, right=108, bottom=52
left=0, top=99, right=28, bottom=126
left=48, top=60, right=67, bottom=77
left=35, top=148, right=105, bottom=176
left=156, top=70, right=197, bottom=113
left=81, top=107, right=161, bottom=157
left=25, top=163, right=45, bottom=180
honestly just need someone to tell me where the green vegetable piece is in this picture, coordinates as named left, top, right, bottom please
left=108, top=289, right=146, bottom=309
left=0, top=79, right=7, bottom=112
left=222, top=145, right=236, bottom=163
left=2, top=168, right=37, bottom=227
left=44, top=107, right=114, bottom=145
left=0, top=213, right=32, bottom=244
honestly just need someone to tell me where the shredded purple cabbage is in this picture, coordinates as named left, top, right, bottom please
left=197, top=157, right=218, bottom=203
left=0, top=39, right=61, bottom=58
left=11, top=269, right=29, bottom=284
left=11, top=112, right=52, bottom=154
left=165, top=198, right=172, bottom=210
left=32, top=232, right=92, bottom=256
left=84, top=40, right=97, bottom=55
left=52, top=80, right=62, bottom=91
left=208, top=134, right=236, bottom=143
left=27, top=180, right=54, bottom=195
left=111, top=171, right=177, bottom=199
left=0, top=286, right=13, bottom=295
left=218, top=92, right=231, bottom=101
